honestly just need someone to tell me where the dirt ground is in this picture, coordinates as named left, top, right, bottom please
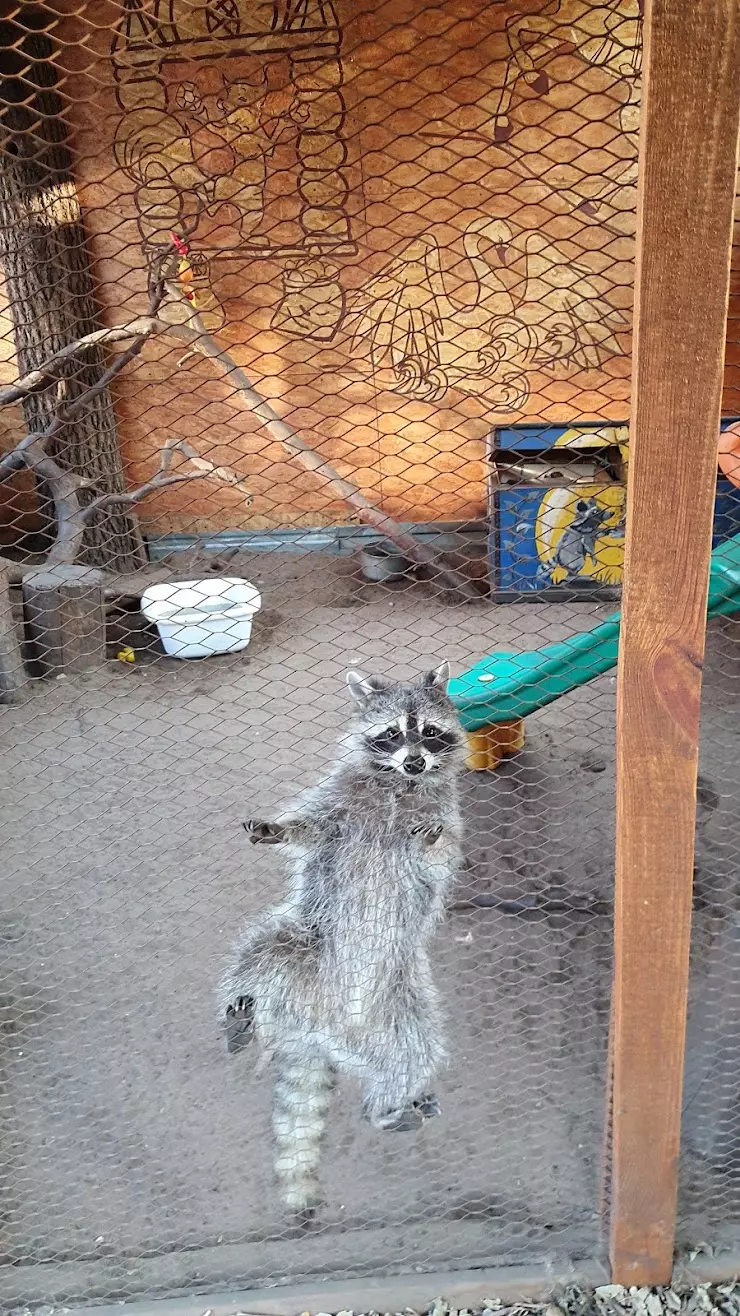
left=0, top=552, right=739, bottom=1308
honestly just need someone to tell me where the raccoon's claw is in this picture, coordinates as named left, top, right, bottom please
left=369, top=1092, right=440, bottom=1132
left=413, top=1091, right=441, bottom=1119
left=225, top=995, right=255, bottom=1053
left=244, top=820, right=285, bottom=844
left=290, top=1206, right=321, bottom=1233
left=412, top=823, right=444, bottom=846
left=375, top=1106, right=425, bottom=1132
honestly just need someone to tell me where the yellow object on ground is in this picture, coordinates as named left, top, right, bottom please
left=465, top=718, right=526, bottom=771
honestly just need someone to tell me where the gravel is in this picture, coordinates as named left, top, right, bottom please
left=299, top=1282, right=740, bottom=1316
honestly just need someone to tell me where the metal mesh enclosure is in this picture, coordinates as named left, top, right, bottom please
left=678, top=208, right=740, bottom=1256
left=0, top=0, right=734, bottom=1308
left=680, top=598, right=740, bottom=1256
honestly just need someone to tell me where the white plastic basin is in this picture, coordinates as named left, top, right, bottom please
left=140, top=578, right=262, bottom=659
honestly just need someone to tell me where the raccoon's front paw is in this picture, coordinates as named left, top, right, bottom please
left=244, top=820, right=285, bottom=844
left=412, top=823, right=444, bottom=847
left=225, top=995, right=255, bottom=1053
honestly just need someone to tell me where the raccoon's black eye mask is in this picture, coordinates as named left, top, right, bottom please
left=422, top=727, right=458, bottom=752
left=366, top=727, right=404, bottom=754
left=365, top=724, right=459, bottom=757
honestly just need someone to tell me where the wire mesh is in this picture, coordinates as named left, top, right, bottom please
left=0, top=0, right=725, bottom=1307
left=678, top=205, right=740, bottom=1257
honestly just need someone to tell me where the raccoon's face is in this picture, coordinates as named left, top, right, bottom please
left=571, top=498, right=612, bottom=533
left=346, top=663, right=463, bottom=777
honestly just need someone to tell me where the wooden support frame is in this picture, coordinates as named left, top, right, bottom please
left=610, top=0, right=740, bottom=1287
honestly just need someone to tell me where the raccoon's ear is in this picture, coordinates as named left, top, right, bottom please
left=423, top=661, right=450, bottom=693
left=346, top=671, right=389, bottom=706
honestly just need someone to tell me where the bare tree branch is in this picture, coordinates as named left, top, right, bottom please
left=53, top=460, right=208, bottom=568
left=0, top=249, right=191, bottom=568
left=47, top=434, right=244, bottom=567
left=0, top=224, right=194, bottom=409
left=0, top=319, right=161, bottom=407
left=0, top=255, right=480, bottom=600
left=51, top=252, right=173, bottom=432
left=0, top=402, right=244, bottom=569
left=85, top=471, right=207, bottom=513
left=158, top=297, right=483, bottom=603
left=80, top=436, right=249, bottom=521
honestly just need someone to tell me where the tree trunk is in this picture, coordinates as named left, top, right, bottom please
left=0, top=11, right=146, bottom=572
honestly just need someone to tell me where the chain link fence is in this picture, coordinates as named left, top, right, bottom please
left=0, top=0, right=736, bottom=1310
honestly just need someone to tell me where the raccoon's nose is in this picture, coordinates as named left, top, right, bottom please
left=403, top=756, right=426, bottom=776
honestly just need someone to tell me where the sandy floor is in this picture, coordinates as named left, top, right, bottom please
left=0, top=553, right=738, bottom=1307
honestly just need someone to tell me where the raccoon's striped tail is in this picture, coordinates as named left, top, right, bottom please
left=273, top=1048, right=334, bottom=1216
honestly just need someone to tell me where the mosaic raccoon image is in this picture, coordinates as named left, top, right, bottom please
left=219, top=663, right=466, bottom=1217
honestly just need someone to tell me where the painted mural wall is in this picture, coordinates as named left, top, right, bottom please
left=32, top=1, right=645, bottom=530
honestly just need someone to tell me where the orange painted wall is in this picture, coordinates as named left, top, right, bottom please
left=12, top=1, right=737, bottom=540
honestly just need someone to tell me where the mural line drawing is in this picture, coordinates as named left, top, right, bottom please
left=492, top=0, right=643, bottom=143
left=111, top=0, right=354, bottom=338
left=345, top=218, right=627, bottom=406
left=109, top=1, right=635, bottom=406
left=417, top=1, right=641, bottom=234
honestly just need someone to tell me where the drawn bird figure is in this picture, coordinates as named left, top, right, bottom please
left=346, top=235, right=447, bottom=397
left=345, top=225, right=533, bottom=405
left=476, top=219, right=628, bottom=372
left=345, top=218, right=627, bottom=404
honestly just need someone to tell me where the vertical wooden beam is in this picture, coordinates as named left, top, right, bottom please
left=610, top=0, right=740, bottom=1287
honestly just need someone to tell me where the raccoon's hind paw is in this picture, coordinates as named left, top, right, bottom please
left=413, top=1091, right=441, bottom=1119
left=412, top=823, right=444, bottom=847
left=225, top=995, right=255, bottom=1053
left=368, top=1092, right=440, bottom=1132
left=373, top=1105, right=424, bottom=1132
left=289, top=1206, right=321, bottom=1233
left=244, top=819, right=286, bottom=844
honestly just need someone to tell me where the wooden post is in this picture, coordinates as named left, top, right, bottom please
left=0, top=559, right=26, bottom=702
left=610, top=0, right=740, bottom=1287
left=22, top=565, right=106, bottom=676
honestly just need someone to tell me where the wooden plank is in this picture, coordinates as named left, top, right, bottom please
left=610, top=0, right=740, bottom=1287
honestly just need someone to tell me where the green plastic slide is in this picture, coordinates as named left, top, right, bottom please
left=449, top=532, right=740, bottom=732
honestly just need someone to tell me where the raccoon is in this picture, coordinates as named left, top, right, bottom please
left=219, top=662, right=466, bottom=1218
left=549, top=496, right=620, bottom=583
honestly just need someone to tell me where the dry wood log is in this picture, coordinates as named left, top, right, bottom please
left=22, top=564, right=105, bottom=676
left=163, top=300, right=482, bottom=602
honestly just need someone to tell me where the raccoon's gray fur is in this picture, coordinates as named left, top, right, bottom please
left=219, top=662, right=465, bottom=1217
